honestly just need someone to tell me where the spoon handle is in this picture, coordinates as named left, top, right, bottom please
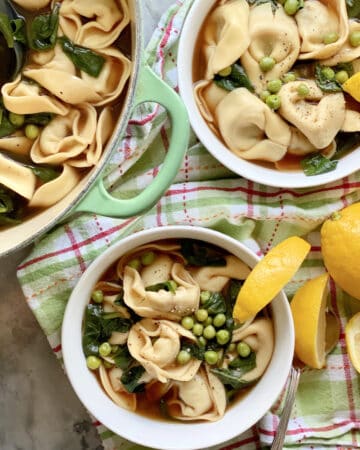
left=270, top=366, right=301, bottom=450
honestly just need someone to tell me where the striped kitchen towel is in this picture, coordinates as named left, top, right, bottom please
left=17, top=1, right=360, bottom=449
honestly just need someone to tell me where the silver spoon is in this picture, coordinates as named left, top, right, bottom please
left=270, top=365, right=301, bottom=450
left=270, top=309, right=340, bottom=449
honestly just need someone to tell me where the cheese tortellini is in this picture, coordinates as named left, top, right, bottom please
left=194, top=0, right=360, bottom=172
left=83, top=238, right=275, bottom=423
left=0, top=0, right=131, bottom=223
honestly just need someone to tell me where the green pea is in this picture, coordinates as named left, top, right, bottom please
left=237, top=341, right=251, bottom=358
left=8, top=112, right=25, bottom=127
left=141, top=251, right=156, bottom=265
left=192, top=323, right=204, bottom=336
left=228, top=343, right=236, bottom=352
left=127, top=258, right=141, bottom=270
left=267, top=79, right=282, bottom=94
left=297, top=83, right=310, bottom=97
left=195, top=309, right=208, bottom=322
left=25, top=124, right=40, bottom=140
left=177, top=350, right=191, bottom=365
left=321, top=67, right=335, bottom=80
left=349, top=30, right=360, bottom=47
left=259, top=56, right=276, bottom=72
left=86, top=355, right=101, bottom=370
left=200, top=291, right=211, bottom=303
left=266, top=94, right=281, bottom=110
left=284, top=0, right=299, bottom=15
left=216, top=329, right=230, bottom=345
left=181, top=316, right=194, bottom=330
left=260, top=90, right=271, bottom=102
left=323, top=32, right=338, bottom=45
left=168, top=280, right=178, bottom=291
left=203, top=316, right=213, bottom=326
left=91, top=289, right=104, bottom=303
left=213, top=313, right=226, bottom=328
left=197, top=336, right=207, bottom=347
left=111, top=345, right=119, bottom=353
left=218, top=66, right=232, bottom=77
left=282, top=72, right=296, bottom=83
left=335, top=70, right=349, bottom=84
left=99, top=342, right=112, bottom=357
left=204, top=350, right=218, bottom=365
left=203, top=324, right=216, bottom=340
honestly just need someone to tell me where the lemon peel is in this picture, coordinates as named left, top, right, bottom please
left=342, top=72, right=360, bottom=102
left=321, top=203, right=360, bottom=300
left=233, top=236, right=310, bottom=323
left=345, top=312, right=360, bottom=373
left=291, top=273, right=329, bottom=369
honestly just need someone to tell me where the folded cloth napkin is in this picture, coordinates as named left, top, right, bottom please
left=17, top=1, right=360, bottom=449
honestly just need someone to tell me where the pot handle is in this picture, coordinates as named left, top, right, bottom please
left=73, top=64, right=189, bottom=218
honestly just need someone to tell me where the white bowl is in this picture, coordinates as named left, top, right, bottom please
left=62, top=225, right=294, bottom=450
left=177, top=0, right=360, bottom=189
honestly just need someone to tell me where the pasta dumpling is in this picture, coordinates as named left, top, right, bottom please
left=278, top=80, right=345, bottom=149
left=203, top=0, right=250, bottom=80
left=59, top=0, right=130, bottom=49
left=166, top=366, right=227, bottom=422
left=123, top=262, right=200, bottom=320
left=30, top=105, right=114, bottom=168
left=127, top=319, right=202, bottom=383
left=323, top=20, right=360, bottom=66
left=0, top=154, right=36, bottom=200
left=296, top=0, right=349, bottom=60
left=12, top=0, right=51, bottom=10
left=23, top=44, right=131, bottom=106
left=240, top=3, right=300, bottom=92
left=215, top=88, right=291, bottom=162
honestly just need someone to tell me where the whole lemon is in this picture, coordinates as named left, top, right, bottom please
left=321, top=203, right=360, bottom=300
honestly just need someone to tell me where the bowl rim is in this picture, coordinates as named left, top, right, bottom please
left=177, top=0, right=360, bottom=189
left=61, top=225, right=294, bottom=450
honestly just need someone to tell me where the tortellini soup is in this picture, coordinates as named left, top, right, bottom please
left=193, top=0, right=360, bottom=176
left=82, top=239, right=274, bottom=422
left=0, top=0, right=131, bottom=226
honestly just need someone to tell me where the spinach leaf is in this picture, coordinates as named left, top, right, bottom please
left=0, top=189, right=13, bottom=213
left=180, top=239, right=227, bottom=267
left=315, top=64, right=342, bottom=92
left=246, top=0, right=278, bottom=13
left=29, top=165, right=60, bottom=183
left=301, top=153, right=338, bottom=176
left=214, top=62, right=254, bottom=93
left=59, top=36, right=105, bottom=77
left=25, top=112, right=53, bottom=126
left=145, top=281, right=177, bottom=293
left=225, top=279, right=243, bottom=314
left=201, top=291, right=227, bottom=315
left=211, top=352, right=256, bottom=390
left=335, top=131, right=360, bottom=156
left=0, top=110, right=16, bottom=137
left=112, top=345, right=133, bottom=370
left=28, top=3, right=60, bottom=51
left=346, top=0, right=360, bottom=18
left=10, top=18, right=27, bottom=45
left=121, top=366, right=146, bottom=393
left=82, top=305, right=133, bottom=357
left=82, top=304, right=103, bottom=356
left=0, top=13, right=14, bottom=48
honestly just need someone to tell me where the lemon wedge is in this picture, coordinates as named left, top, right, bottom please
left=345, top=312, right=360, bottom=373
left=342, top=72, right=360, bottom=102
left=233, top=236, right=310, bottom=322
left=290, top=273, right=329, bottom=369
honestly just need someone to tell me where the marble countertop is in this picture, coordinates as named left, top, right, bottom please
left=0, top=1, right=175, bottom=449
